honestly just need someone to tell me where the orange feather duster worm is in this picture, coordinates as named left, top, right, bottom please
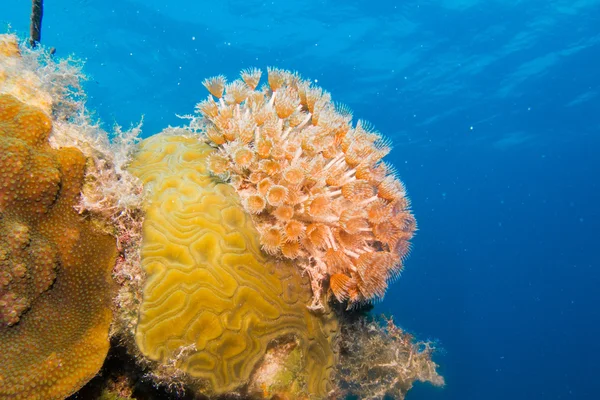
left=197, top=68, right=415, bottom=309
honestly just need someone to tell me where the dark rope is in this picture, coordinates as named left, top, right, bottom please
left=29, top=0, right=43, bottom=48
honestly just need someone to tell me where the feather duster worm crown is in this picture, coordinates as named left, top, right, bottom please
left=197, top=67, right=416, bottom=309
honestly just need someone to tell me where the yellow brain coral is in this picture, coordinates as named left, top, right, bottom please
left=0, top=94, right=116, bottom=399
left=129, top=133, right=338, bottom=397
left=196, top=68, right=416, bottom=307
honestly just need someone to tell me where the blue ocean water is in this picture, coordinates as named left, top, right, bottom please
left=3, top=1, right=599, bottom=399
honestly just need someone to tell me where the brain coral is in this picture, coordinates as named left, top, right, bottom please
left=0, top=94, right=116, bottom=399
left=129, top=133, right=338, bottom=397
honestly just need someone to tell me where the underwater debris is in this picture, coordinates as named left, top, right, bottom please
left=29, top=0, right=44, bottom=48
left=195, top=68, right=416, bottom=310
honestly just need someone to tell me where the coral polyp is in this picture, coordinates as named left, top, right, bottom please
left=196, top=68, right=416, bottom=308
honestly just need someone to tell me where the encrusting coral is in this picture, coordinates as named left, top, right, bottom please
left=128, top=133, right=338, bottom=398
left=0, top=93, right=117, bottom=399
left=194, top=68, right=416, bottom=309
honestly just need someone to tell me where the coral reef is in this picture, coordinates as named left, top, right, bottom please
left=1, top=31, right=443, bottom=400
left=334, top=316, right=444, bottom=399
left=194, top=68, right=416, bottom=309
left=0, top=94, right=117, bottom=399
left=128, top=133, right=338, bottom=398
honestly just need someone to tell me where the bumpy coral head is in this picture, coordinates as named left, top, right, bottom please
left=0, top=94, right=116, bottom=400
left=196, top=68, right=416, bottom=308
